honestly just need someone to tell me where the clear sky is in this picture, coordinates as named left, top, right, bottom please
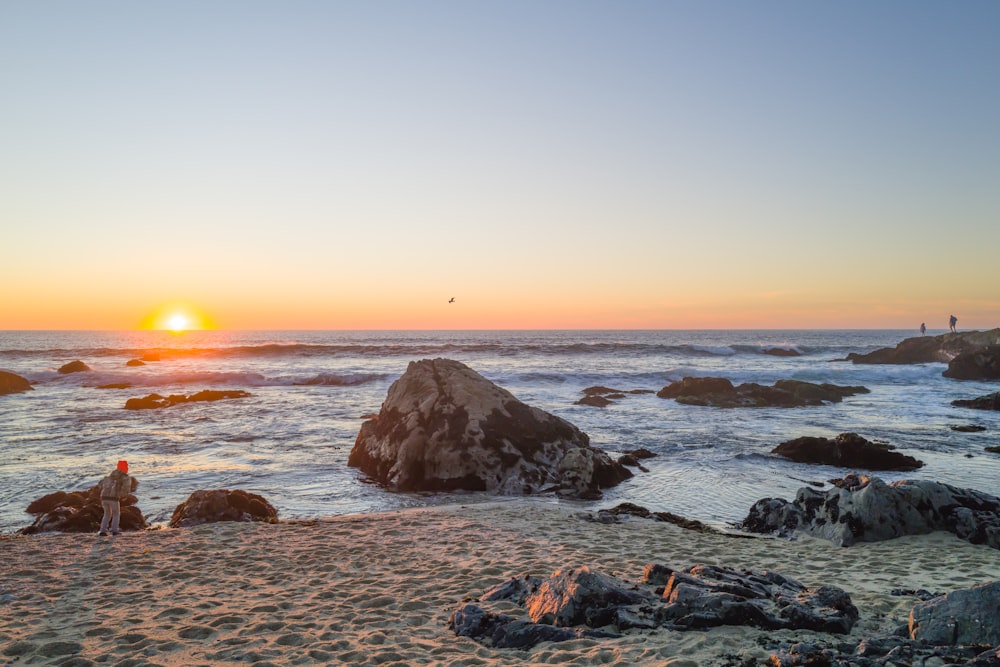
left=2, top=1, right=998, bottom=330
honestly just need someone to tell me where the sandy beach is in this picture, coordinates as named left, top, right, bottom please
left=3, top=500, right=1000, bottom=666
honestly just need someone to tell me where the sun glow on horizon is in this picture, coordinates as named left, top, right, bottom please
left=140, top=303, right=214, bottom=332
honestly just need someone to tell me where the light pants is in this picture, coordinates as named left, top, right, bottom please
left=100, top=499, right=121, bottom=534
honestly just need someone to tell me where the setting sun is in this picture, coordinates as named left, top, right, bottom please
left=139, top=303, right=214, bottom=331
left=167, top=314, right=189, bottom=332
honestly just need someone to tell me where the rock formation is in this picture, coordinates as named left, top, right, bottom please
left=657, top=377, right=869, bottom=408
left=771, top=432, right=923, bottom=471
left=846, top=329, right=1000, bottom=365
left=451, top=563, right=858, bottom=649
left=0, top=370, right=33, bottom=396
left=910, top=581, right=1000, bottom=646
left=953, top=391, right=1000, bottom=411
left=168, top=489, right=277, bottom=528
left=57, top=360, right=91, bottom=374
left=762, top=347, right=801, bottom=357
left=126, top=359, right=145, bottom=367
left=124, top=389, right=252, bottom=410
left=943, top=344, right=1000, bottom=380
left=20, top=479, right=146, bottom=534
left=740, top=476, right=1000, bottom=549
left=349, top=358, right=631, bottom=499
left=574, top=386, right=654, bottom=408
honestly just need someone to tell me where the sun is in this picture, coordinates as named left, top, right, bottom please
left=167, top=314, right=190, bottom=332
left=139, top=303, right=214, bottom=331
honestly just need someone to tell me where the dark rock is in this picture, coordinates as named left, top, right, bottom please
left=910, top=582, right=1000, bottom=645
left=987, top=446, right=1000, bottom=454
left=58, top=360, right=91, bottom=374
left=760, top=638, right=1000, bottom=667
left=740, top=476, right=1000, bottom=549
left=625, top=448, right=657, bottom=459
left=125, top=389, right=252, bottom=410
left=97, top=383, right=132, bottom=390
left=952, top=424, right=987, bottom=432
left=524, top=566, right=655, bottom=628
left=126, top=359, right=145, bottom=367
left=448, top=603, right=585, bottom=649
left=772, top=432, right=923, bottom=471
left=20, top=478, right=145, bottom=534
left=348, top=358, right=631, bottom=499
left=657, top=377, right=868, bottom=408
left=576, top=386, right=652, bottom=407
left=847, top=329, right=1000, bottom=365
left=168, top=489, right=277, bottom=528
left=0, top=370, right=33, bottom=395
left=595, top=502, right=723, bottom=534
left=953, top=392, right=1000, bottom=411
left=575, top=395, right=613, bottom=408
left=763, top=347, right=801, bottom=357
left=944, top=345, right=1000, bottom=380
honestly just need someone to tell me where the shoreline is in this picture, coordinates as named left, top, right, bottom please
left=3, top=500, right=1000, bottom=666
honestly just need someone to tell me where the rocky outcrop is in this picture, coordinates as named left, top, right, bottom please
left=741, top=638, right=1000, bottom=666
left=657, top=377, right=869, bottom=408
left=740, top=476, right=1000, bottom=549
left=57, top=360, right=91, bottom=374
left=953, top=391, right=1000, bottom=411
left=944, top=345, right=1000, bottom=380
left=168, top=489, right=277, bottom=528
left=126, top=359, right=145, bottom=367
left=951, top=424, right=986, bottom=432
left=910, top=581, right=1000, bottom=645
left=124, top=389, right=252, bottom=410
left=846, top=329, right=1000, bottom=365
left=762, top=347, right=801, bottom=357
left=0, top=370, right=33, bottom=395
left=772, top=432, right=923, bottom=471
left=451, top=563, right=858, bottom=649
left=349, top=358, right=631, bottom=499
left=20, top=479, right=145, bottom=534
left=574, top=386, right=654, bottom=408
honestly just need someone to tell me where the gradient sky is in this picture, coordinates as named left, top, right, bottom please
left=2, top=1, right=998, bottom=330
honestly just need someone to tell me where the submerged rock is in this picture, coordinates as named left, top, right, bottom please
left=168, top=489, right=277, bottom=528
left=20, top=478, right=145, bottom=534
left=0, top=370, right=33, bottom=395
left=574, top=386, right=654, bottom=408
left=349, top=358, right=631, bottom=499
left=126, top=359, right=145, bottom=367
left=944, top=345, right=1000, bottom=380
left=953, top=391, right=1000, bottom=411
left=57, top=360, right=91, bottom=374
left=740, top=476, right=1000, bottom=549
left=846, top=329, right=1000, bottom=365
left=657, top=377, right=868, bottom=408
left=124, top=389, right=252, bottom=410
left=772, top=432, right=923, bottom=471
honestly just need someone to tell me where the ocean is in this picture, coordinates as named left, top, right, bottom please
left=1, top=329, right=998, bottom=535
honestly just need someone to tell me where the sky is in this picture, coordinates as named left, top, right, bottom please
left=2, top=1, right=998, bottom=330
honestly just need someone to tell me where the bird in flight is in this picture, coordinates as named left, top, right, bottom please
left=448, top=297, right=455, bottom=303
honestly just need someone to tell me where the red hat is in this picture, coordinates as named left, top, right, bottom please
left=117, top=460, right=129, bottom=473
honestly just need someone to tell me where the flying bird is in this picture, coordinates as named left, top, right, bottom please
left=448, top=297, right=455, bottom=303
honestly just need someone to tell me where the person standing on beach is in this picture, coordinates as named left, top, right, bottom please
left=98, top=460, right=133, bottom=536
left=920, top=322, right=926, bottom=336
left=949, top=315, right=958, bottom=333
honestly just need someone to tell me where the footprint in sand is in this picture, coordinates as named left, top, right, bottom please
left=178, top=625, right=216, bottom=640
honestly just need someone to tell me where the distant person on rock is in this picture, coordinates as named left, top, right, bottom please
left=98, top=460, right=134, bottom=536
left=920, top=322, right=926, bottom=336
left=949, top=315, right=957, bottom=333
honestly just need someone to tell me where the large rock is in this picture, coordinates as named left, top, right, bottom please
left=910, top=582, right=1000, bottom=645
left=0, top=370, right=33, bottom=395
left=772, top=432, right=923, bottom=471
left=20, top=479, right=145, bottom=534
left=944, top=345, right=1000, bottom=380
left=168, top=489, right=277, bottom=528
left=125, top=389, right=252, bottom=410
left=455, top=563, right=858, bottom=648
left=953, top=391, right=1000, bottom=411
left=656, top=377, right=868, bottom=408
left=57, top=360, right=91, bottom=374
left=847, top=329, right=1000, bottom=365
left=348, top=358, right=631, bottom=499
left=740, top=476, right=1000, bottom=548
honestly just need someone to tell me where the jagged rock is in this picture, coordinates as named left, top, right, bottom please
left=0, top=370, right=33, bottom=395
left=754, top=638, right=1000, bottom=667
left=847, top=329, right=1000, bottom=364
left=126, top=359, right=145, bottom=367
left=953, top=392, right=1000, bottom=411
left=448, top=604, right=593, bottom=649
left=20, top=479, right=145, bottom=534
left=657, top=377, right=868, bottom=408
left=57, top=360, right=91, bottom=374
left=772, top=432, right=923, bottom=471
left=168, top=489, right=277, bottom=528
left=462, top=563, right=857, bottom=646
left=124, top=389, right=252, bottom=410
left=349, top=358, right=631, bottom=499
left=910, top=581, right=1000, bottom=645
left=741, top=476, right=1000, bottom=549
left=944, top=345, right=1000, bottom=380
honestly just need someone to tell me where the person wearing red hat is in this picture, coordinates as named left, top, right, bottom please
left=98, top=460, right=135, bottom=536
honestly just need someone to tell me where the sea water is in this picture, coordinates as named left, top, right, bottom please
left=1, top=329, right=998, bottom=534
